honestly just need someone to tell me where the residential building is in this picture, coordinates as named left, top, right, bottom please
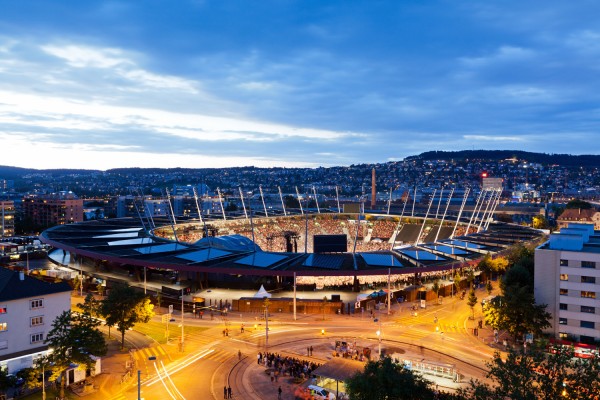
left=556, top=208, right=600, bottom=230
left=22, top=192, right=84, bottom=228
left=0, top=201, right=15, bottom=237
left=0, top=268, right=72, bottom=373
left=535, top=223, right=600, bottom=344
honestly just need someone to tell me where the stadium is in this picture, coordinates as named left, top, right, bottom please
left=39, top=195, right=544, bottom=293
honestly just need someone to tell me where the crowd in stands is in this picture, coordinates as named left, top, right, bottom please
left=257, top=352, right=320, bottom=381
left=156, top=214, right=469, bottom=253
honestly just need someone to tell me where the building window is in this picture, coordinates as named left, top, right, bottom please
left=0, top=340, right=6, bottom=350
left=30, top=333, right=44, bottom=344
left=581, top=291, right=596, bottom=299
left=581, top=276, right=596, bottom=284
left=30, top=299, right=43, bottom=309
left=560, top=288, right=569, bottom=296
left=581, top=306, right=595, bottom=314
left=560, top=259, right=569, bottom=266
left=0, top=322, right=7, bottom=332
left=0, top=307, right=6, bottom=314
left=560, top=274, right=569, bottom=281
left=30, top=316, right=43, bottom=326
left=559, top=332, right=568, bottom=339
left=580, top=321, right=595, bottom=329
left=559, top=303, right=568, bottom=311
left=559, top=318, right=568, bottom=325
left=581, top=261, right=596, bottom=269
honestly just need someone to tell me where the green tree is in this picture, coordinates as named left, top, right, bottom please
left=532, top=215, right=549, bottom=229
left=466, top=269, right=475, bottom=289
left=45, top=310, right=107, bottom=399
left=78, top=293, right=101, bottom=318
left=101, top=285, right=154, bottom=350
left=453, top=271, right=462, bottom=296
left=0, top=367, right=12, bottom=397
left=461, top=346, right=600, bottom=400
left=483, top=285, right=551, bottom=342
left=485, top=280, right=493, bottom=296
left=431, top=279, right=441, bottom=301
left=564, top=199, right=592, bottom=210
left=345, top=357, right=436, bottom=400
left=467, top=288, right=478, bottom=320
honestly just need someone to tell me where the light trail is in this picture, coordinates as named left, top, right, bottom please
left=153, top=362, right=178, bottom=400
left=161, top=360, right=186, bottom=400
left=145, top=349, right=214, bottom=386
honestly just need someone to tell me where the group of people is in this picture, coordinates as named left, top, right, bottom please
left=257, top=351, right=321, bottom=381
left=223, top=385, right=232, bottom=399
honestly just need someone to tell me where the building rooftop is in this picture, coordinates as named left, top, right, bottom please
left=0, top=267, right=72, bottom=302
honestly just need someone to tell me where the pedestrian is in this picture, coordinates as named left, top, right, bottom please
left=223, top=385, right=227, bottom=399
left=223, top=329, right=226, bottom=337
left=210, top=311, right=214, bottom=320
left=238, top=350, right=242, bottom=360
left=257, top=353, right=261, bottom=364
left=227, top=386, right=232, bottom=399
left=240, top=323, right=244, bottom=333
left=310, top=345, right=313, bottom=356
left=278, top=386, right=282, bottom=399
left=200, top=311, right=203, bottom=319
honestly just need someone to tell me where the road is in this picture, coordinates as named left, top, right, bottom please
left=93, top=287, right=499, bottom=400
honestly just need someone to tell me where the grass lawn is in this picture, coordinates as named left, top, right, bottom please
left=132, top=320, right=210, bottom=344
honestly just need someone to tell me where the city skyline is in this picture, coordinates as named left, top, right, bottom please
left=1, top=1, right=599, bottom=170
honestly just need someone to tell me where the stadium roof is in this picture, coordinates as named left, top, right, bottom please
left=39, top=216, right=543, bottom=277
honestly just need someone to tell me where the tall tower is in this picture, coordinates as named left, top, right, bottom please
left=371, top=168, right=376, bottom=208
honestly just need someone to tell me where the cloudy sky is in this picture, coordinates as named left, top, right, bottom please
left=1, top=1, right=599, bottom=170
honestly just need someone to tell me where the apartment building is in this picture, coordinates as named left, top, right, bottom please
left=535, top=223, right=600, bottom=344
left=22, top=193, right=84, bottom=228
left=0, top=267, right=72, bottom=373
left=0, top=201, right=15, bottom=237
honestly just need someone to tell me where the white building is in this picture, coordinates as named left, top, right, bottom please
left=535, top=223, right=600, bottom=344
left=0, top=268, right=72, bottom=373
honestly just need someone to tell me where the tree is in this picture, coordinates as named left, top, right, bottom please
left=485, top=280, right=493, bottom=296
left=483, top=285, right=551, bottom=342
left=461, top=346, right=600, bottom=400
left=467, top=288, right=478, bottom=320
left=0, top=367, right=12, bottom=397
left=466, top=269, right=475, bottom=289
left=345, top=357, right=437, bottom=400
left=453, top=271, right=462, bottom=295
left=78, top=293, right=101, bottom=318
left=101, top=285, right=154, bottom=350
left=45, top=310, right=107, bottom=399
left=564, top=198, right=592, bottom=210
left=532, top=215, right=549, bottom=229
left=432, top=279, right=441, bottom=301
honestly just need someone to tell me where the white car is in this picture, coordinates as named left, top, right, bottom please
left=308, top=385, right=336, bottom=400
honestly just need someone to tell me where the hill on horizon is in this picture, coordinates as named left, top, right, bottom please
left=1, top=150, right=600, bottom=177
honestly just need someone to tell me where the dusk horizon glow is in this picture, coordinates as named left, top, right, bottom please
left=1, top=1, right=599, bottom=170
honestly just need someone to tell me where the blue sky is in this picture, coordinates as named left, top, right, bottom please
left=0, top=1, right=599, bottom=170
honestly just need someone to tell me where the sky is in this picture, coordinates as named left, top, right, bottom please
left=0, top=1, right=599, bottom=170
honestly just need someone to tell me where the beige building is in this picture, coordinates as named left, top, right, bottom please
left=535, top=223, right=600, bottom=344
left=556, top=208, right=600, bottom=230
